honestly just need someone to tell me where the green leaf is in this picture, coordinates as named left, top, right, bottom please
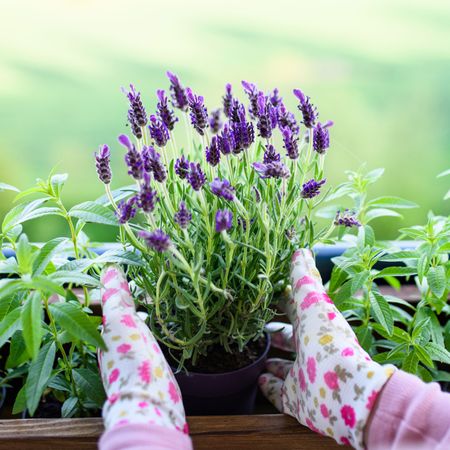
left=412, top=318, right=430, bottom=343
left=48, top=302, right=106, bottom=349
left=366, top=208, right=402, bottom=222
left=355, top=325, right=373, bottom=352
left=350, top=270, right=369, bottom=295
left=95, top=249, right=143, bottom=266
left=6, top=331, right=29, bottom=368
left=69, top=201, right=118, bottom=226
left=0, top=307, right=21, bottom=347
left=427, top=266, right=446, bottom=298
left=50, top=173, right=68, bottom=197
left=367, top=196, right=418, bottom=209
left=0, top=182, right=20, bottom=193
left=414, top=344, right=434, bottom=368
left=48, top=271, right=100, bottom=287
left=0, top=257, right=19, bottom=275
left=416, top=366, right=433, bottom=383
left=402, top=351, right=418, bottom=374
left=32, top=237, right=68, bottom=276
left=365, top=168, right=385, bottom=183
left=379, top=251, right=420, bottom=262
left=26, top=342, right=56, bottom=416
left=24, top=276, right=66, bottom=296
left=369, top=291, right=394, bottom=335
left=73, top=368, right=106, bottom=407
left=437, top=169, right=450, bottom=178
left=12, top=385, right=27, bottom=415
left=417, top=253, right=428, bottom=284
left=424, top=342, right=450, bottom=364
left=16, top=234, right=35, bottom=275
left=21, top=291, right=43, bottom=360
left=61, top=397, right=79, bottom=418
left=374, top=266, right=417, bottom=278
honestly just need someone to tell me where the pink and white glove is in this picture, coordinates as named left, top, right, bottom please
left=98, top=264, right=189, bottom=436
left=259, top=249, right=396, bottom=449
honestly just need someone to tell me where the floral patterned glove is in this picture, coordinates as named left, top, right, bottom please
left=98, top=264, right=189, bottom=434
left=259, top=249, right=396, bottom=449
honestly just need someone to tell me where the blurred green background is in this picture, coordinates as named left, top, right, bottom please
left=0, top=0, right=449, bottom=241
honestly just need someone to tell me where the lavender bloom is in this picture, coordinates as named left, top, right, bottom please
left=138, top=229, right=171, bottom=252
left=117, top=196, right=138, bottom=224
left=252, top=161, right=290, bottom=179
left=205, top=136, right=221, bottom=166
left=127, top=109, right=143, bottom=139
left=142, top=146, right=167, bottom=182
left=210, top=178, right=235, bottom=201
left=138, top=173, right=159, bottom=213
left=209, top=109, right=222, bottom=134
left=218, top=124, right=233, bottom=155
left=166, top=71, right=188, bottom=111
left=229, top=99, right=246, bottom=124
left=186, top=87, right=208, bottom=136
left=187, top=162, right=206, bottom=191
left=293, top=89, right=317, bottom=128
left=174, top=155, right=190, bottom=179
left=149, top=115, right=170, bottom=147
left=278, top=103, right=300, bottom=135
left=334, top=209, right=361, bottom=228
left=156, top=89, right=177, bottom=131
left=215, top=209, right=233, bottom=232
left=231, top=111, right=254, bottom=153
left=313, top=121, right=333, bottom=154
left=263, top=144, right=281, bottom=164
left=123, top=84, right=147, bottom=138
left=241, top=80, right=259, bottom=119
left=269, top=88, right=282, bottom=108
left=174, top=201, right=192, bottom=229
left=256, top=92, right=273, bottom=139
left=120, top=137, right=143, bottom=180
left=95, top=144, right=112, bottom=184
left=282, top=127, right=299, bottom=160
left=222, top=83, right=233, bottom=118
left=301, top=178, right=326, bottom=199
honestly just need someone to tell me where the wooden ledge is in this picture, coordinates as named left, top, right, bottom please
left=0, top=415, right=341, bottom=449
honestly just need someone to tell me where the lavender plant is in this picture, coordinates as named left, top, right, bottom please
left=95, top=75, right=349, bottom=365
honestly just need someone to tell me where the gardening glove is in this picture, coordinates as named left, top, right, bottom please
left=258, top=249, right=396, bottom=449
left=97, top=264, right=190, bottom=439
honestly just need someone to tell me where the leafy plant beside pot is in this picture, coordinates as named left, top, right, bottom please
left=94, top=75, right=351, bottom=413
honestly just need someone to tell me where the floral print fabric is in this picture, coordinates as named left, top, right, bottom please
left=98, top=265, right=188, bottom=434
left=259, top=249, right=396, bottom=449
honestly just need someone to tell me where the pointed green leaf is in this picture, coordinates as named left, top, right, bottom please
left=61, top=397, right=79, bottom=418
left=32, top=237, right=68, bottom=276
left=0, top=307, right=22, bottom=347
left=350, top=270, right=369, bottom=295
left=48, top=271, right=100, bottom=287
left=0, top=182, right=20, bottom=193
left=12, top=385, right=27, bottom=414
left=424, top=342, right=450, bottom=364
left=69, top=201, right=118, bottom=226
left=402, top=351, right=418, bottom=374
left=366, top=208, right=402, bottom=222
left=427, top=266, right=446, bottom=298
left=367, top=196, right=418, bottom=209
left=21, top=291, right=43, bottom=360
left=375, top=266, right=417, bottom=278
left=73, top=368, right=106, bottom=407
left=369, top=291, right=394, bottom=335
left=414, top=344, right=434, bottom=368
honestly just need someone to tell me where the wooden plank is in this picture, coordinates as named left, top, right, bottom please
left=0, top=416, right=341, bottom=450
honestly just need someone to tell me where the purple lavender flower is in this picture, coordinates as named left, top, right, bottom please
left=218, top=124, right=233, bottom=155
left=301, top=178, right=326, bottom=199
left=187, top=162, right=206, bottom=191
left=278, top=103, right=300, bottom=135
left=119, top=135, right=143, bottom=180
left=231, top=111, right=254, bottom=153
left=142, top=146, right=167, bottom=182
left=138, top=173, right=159, bottom=213
left=210, top=178, right=235, bottom=201
left=263, top=144, right=281, bottom=164
left=252, top=161, right=290, bottom=179
left=156, top=89, right=177, bottom=131
left=127, top=110, right=142, bottom=139
left=95, top=144, right=112, bottom=184
left=334, top=209, right=361, bottom=228
left=215, top=209, right=233, bottom=232
left=174, top=155, right=190, bottom=179
left=293, top=89, right=317, bottom=128
left=117, top=196, right=138, bottom=224
left=229, top=99, right=246, bottom=124
left=209, top=109, right=222, bottom=134
left=138, top=229, right=171, bottom=252
left=118, top=134, right=134, bottom=150
left=282, top=127, right=299, bottom=160
left=174, top=201, right=192, bottom=229
left=166, top=71, right=188, bottom=111
left=241, top=80, right=259, bottom=119
left=123, top=84, right=147, bottom=138
left=269, top=88, right=282, bottom=108
left=222, top=83, right=233, bottom=118
left=149, top=115, right=169, bottom=147
left=313, top=121, right=333, bottom=154
left=186, top=88, right=209, bottom=136
left=256, top=92, right=273, bottom=139
left=205, top=136, right=221, bottom=167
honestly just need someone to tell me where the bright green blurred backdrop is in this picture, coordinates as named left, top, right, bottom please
left=0, top=0, right=449, bottom=241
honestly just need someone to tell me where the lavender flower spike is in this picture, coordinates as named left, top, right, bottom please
left=142, top=146, right=167, bottom=183
left=334, top=209, right=361, bottom=228
left=119, top=135, right=143, bottom=180
left=241, top=80, right=259, bottom=119
left=138, top=229, right=171, bottom=253
left=218, top=124, right=233, bottom=155
left=263, top=144, right=281, bottom=164
left=293, top=89, right=317, bottom=128
left=209, top=109, right=222, bottom=134
left=186, top=87, right=209, bottom=136
left=138, top=172, right=159, bottom=213
left=123, top=84, right=147, bottom=138
left=175, top=155, right=190, bottom=179
left=149, top=115, right=169, bottom=147
left=187, top=162, right=206, bottom=191
left=215, top=209, right=233, bottom=232
left=282, top=127, right=299, bottom=160
left=174, top=201, right=192, bottom=229
left=256, top=92, right=273, bottom=139
left=232, top=110, right=254, bottom=153
left=277, top=103, right=300, bottom=135
left=252, top=161, right=290, bottom=179
left=313, top=121, right=333, bottom=154
left=117, top=196, right=138, bottom=224
left=156, top=89, right=177, bottom=131
left=269, top=88, right=282, bottom=108
left=166, top=71, right=188, bottom=111
left=222, top=83, right=233, bottom=118
left=205, top=136, right=221, bottom=167
left=301, top=178, right=326, bottom=199
left=210, top=178, right=235, bottom=201
left=95, top=144, right=112, bottom=184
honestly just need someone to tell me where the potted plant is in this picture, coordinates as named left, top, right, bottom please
left=93, top=74, right=348, bottom=414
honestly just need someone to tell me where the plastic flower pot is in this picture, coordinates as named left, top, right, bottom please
left=174, top=333, right=271, bottom=415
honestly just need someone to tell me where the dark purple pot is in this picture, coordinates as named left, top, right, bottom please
left=173, top=334, right=271, bottom=415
